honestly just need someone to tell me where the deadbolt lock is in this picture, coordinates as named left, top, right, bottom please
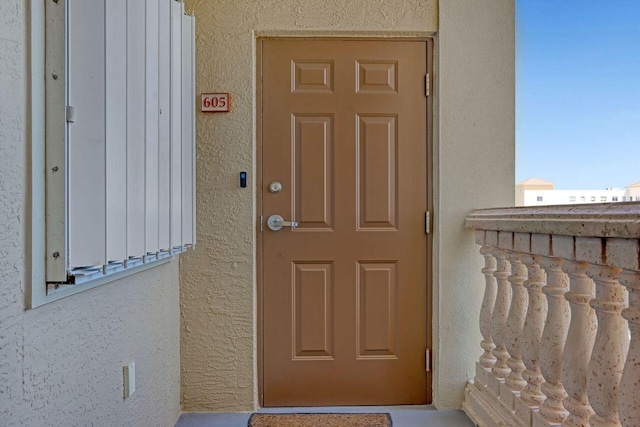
left=269, top=181, right=283, bottom=193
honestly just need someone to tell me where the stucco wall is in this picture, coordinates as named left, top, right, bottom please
left=435, top=0, right=515, bottom=408
left=180, top=0, right=437, bottom=412
left=0, top=1, right=181, bottom=425
left=180, top=0, right=514, bottom=411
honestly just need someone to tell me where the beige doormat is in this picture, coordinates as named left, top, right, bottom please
left=248, top=413, right=392, bottom=427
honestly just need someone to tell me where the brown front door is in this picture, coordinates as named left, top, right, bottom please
left=261, top=39, right=428, bottom=406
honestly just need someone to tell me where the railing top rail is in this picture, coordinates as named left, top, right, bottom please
left=465, top=202, right=640, bottom=238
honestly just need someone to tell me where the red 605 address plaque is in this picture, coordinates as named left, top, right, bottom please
left=201, top=93, right=230, bottom=113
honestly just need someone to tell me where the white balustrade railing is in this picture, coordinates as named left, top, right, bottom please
left=504, top=252, right=528, bottom=409
left=462, top=203, right=640, bottom=427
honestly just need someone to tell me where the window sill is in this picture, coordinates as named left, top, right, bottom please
left=31, top=247, right=187, bottom=308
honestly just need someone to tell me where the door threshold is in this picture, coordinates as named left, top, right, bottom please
left=258, top=405, right=434, bottom=411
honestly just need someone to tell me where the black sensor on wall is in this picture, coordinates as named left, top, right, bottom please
left=240, top=172, right=247, bottom=188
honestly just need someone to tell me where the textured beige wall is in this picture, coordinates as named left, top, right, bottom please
left=434, top=0, right=515, bottom=408
left=180, top=0, right=437, bottom=412
left=180, top=0, right=514, bottom=412
left=0, top=1, right=181, bottom=425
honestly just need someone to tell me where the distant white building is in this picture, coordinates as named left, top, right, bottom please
left=516, top=178, right=639, bottom=207
left=628, top=181, right=640, bottom=202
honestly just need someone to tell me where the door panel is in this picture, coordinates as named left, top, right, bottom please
left=357, top=261, right=397, bottom=358
left=261, top=39, right=428, bottom=406
left=293, top=115, right=334, bottom=230
left=357, top=114, right=397, bottom=229
left=293, top=262, right=334, bottom=359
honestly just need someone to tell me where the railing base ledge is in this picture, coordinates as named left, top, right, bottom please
left=463, top=381, right=523, bottom=426
left=532, top=411, right=562, bottom=427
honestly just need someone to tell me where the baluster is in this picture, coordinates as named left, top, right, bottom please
left=489, top=248, right=512, bottom=395
left=618, top=270, right=640, bottom=425
left=503, top=252, right=529, bottom=409
left=475, top=246, right=498, bottom=388
left=517, top=254, right=548, bottom=425
left=587, top=265, right=629, bottom=427
left=535, top=257, right=570, bottom=426
left=561, top=261, right=596, bottom=427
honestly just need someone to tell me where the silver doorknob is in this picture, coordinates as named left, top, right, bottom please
left=267, top=214, right=298, bottom=231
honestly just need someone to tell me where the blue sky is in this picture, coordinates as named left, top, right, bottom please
left=516, top=1, right=640, bottom=189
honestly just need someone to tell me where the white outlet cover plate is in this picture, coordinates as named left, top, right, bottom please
left=123, top=361, right=136, bottom=398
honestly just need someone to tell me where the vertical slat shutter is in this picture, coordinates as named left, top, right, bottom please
left=105, top=0, right=128, bottom=263
left=145, top=0, right=160, bottom=254
left=158, top=0, right=172, bottom=251
left=170, top=0, right=183, bottom=249
left=126, top=0, right=147, bottom=259
left=181, top=13, right=194, bottom=246
left=65, top=0, right=195, bottom=274
left=191, top=17, right=197, bottom=246
left=68, top=0, right=106, bottom=267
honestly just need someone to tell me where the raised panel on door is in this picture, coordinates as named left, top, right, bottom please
left=357, top=261, right=397, bottom=359
left=356, top=61, right=398, bottom=93
left=357, top=115, right=398, bottom=230
left=292, top=61, right=334, bottom=93
left=292, top=115, right=334, bottom=230
left=293, top=262, right=334, bottom=359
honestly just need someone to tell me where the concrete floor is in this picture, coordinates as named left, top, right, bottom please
left=175, top=405, right=475, bottom=427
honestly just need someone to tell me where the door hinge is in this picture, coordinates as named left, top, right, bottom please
left=426, top=348, right=431, bottom=372
left=425, top=211, right=431, bottom=235
left=260, top=215, right=263, bottom=232
left=65, top=105, right=75, bottom=123
left=425, top=73, right=430, bottom=97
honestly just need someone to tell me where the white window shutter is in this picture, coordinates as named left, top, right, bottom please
left=181, top=12, right=195, bottom=246
left=191, top=15, right=196, bottom=247
left=170, top=0, right=183, bottom=249
left=158, top=0, right=172, bottom=251
left=68, top=0, right=107, bottom=268
left=105, top=0, right=128, bottom=263
left=145, top=0, right=160, bottom=255
left=60, top=0, right=196, bottom=277
left=126, top=0, right=147, bottom=260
